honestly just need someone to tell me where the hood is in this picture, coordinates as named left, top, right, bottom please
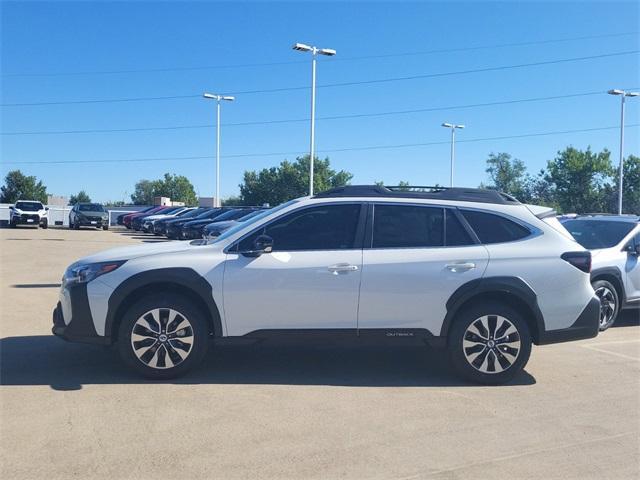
left=184, top=219, right=216, bottom=227
left=205, top=220, right=237, bottom=232
left=75, top=240, right=195, bottom=264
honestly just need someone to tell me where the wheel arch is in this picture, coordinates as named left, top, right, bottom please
left=591, top=267, right=625, bottom=305
left=104, top=268, right=222, bottom=342
left=442, top=277, right=545, bottom=345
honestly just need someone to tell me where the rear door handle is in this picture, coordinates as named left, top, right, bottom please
left=328, top=263, right=359, bottom=274
left=445, top=262, right=476, bottom=273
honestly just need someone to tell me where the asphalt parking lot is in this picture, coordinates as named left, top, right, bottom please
left=1, top=226, right=639, bottom=480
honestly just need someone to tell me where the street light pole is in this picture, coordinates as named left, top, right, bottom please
left=608, top=89, right=639, bottom=214
left=293, top=43, right=336, bottom=196
left=203, top=93, right=235, bottom=207
left=441, top=123, right=465, bottom=187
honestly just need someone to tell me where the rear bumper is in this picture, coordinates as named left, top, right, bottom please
left=536, top=295, right=600, bottom=345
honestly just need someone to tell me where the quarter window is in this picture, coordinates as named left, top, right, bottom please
left=461, top=210, right=530, bottom=244
left=238, top=204, right=361, bottom=252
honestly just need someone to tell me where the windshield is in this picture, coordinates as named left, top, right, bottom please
left=209, top=199, right=300, bottom=244
left=78, top=203, right=104, bottom=212
left=15, top=201, right=43, bottom=211
left=563, top=219, right=636, bottom=249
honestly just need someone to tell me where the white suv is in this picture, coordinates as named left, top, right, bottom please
left=9, top=200, right=49, bottom=228
left=52, top=186, right=600, bottom=384
left=562, top=215, right=640, bottom=330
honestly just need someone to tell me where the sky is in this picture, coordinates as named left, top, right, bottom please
left=1, top=0, right=639, bottom=203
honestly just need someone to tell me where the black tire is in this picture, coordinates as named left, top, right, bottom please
left=592, top=279, right=620, bottom=331
left=41, top=219, right=48, bottom=229
left=117, top=293, right=209, bottom=379
left=448, top=301, right=532, bottom=385
left=69, top=219, right=74, bottom=229
left=102, top=224, right=109, bottom=231
left=9, top=219, right=17, bottom=228
left=74, top=221, right=80, bottom=230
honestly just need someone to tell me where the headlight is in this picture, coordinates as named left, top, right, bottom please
left=63, top=261, right=126, bottom=286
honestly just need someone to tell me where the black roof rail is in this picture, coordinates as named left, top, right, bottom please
left=313, top=185, right=520, bottom=205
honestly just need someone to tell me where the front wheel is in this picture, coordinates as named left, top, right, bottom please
left=102, top=224, right=109, bottom=231
left=592, top=280, right=619, bottom=331
left=117, top=293, right=209, bottom=379
left=41, top=219, right=48, bottom=229
left=448, top=302, right=532, bottom=385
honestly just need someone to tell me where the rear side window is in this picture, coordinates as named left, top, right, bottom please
left=461, top=210, right=530, bottom=244
left=373, top=205, right=444, bottom=248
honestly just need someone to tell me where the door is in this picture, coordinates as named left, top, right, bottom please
left=358, top=204, right=488, bottom=336
left=223, top=203, right=365, bottom=336
left=625, top=231, right=640, bottom=302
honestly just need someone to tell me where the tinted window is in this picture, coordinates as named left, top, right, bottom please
left=563, top=220, right=636, bottom=250
left=78, top=204, right=104, bottom=212
left=445, top=210, right=474, bottom=246
left=373, top=205, right=444, bottom=248
left=238, top=204, right=361, bottom=251
left=462, top=210, right=530, bottom=244
left=15, top=201, right=43, bottom=211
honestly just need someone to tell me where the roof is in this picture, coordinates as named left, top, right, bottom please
left=314, top=185, right=520, bottom=205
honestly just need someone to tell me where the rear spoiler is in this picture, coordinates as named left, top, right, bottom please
left=525, top=204, right=556, bottom=219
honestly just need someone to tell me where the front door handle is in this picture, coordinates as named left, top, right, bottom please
left=328, top=263, right=359, bottom=274
left=445, top=262, right=476, bottom=273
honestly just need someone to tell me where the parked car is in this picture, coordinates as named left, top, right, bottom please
left=153, top=207, right=209, bottom=236
left=132, top=206, right=185, bottom=231
left=69, top=203, right=109, bottom=230
left=164, top=208, right=226, bottom=239
left=203, top=210, right=267, bottom=240
left=123, top=206, right=161, bottom=229
left=141, top=207, right=192, bottom=233
left=53, top=185, right=600, bottom=384
left=561, top=214, right=640, bottom=330
left=180, top=208, right=260, bottom=240
left=9, top=200, right=49, bottom=228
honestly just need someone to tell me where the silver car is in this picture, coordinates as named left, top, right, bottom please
left=562, top=215, right=640, bottom=330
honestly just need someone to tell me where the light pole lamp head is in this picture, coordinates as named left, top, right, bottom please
left=318, top=48, right=337, bottom=56
left=626, top=92, right=640, bottom=97
left=293, top=43, right=313, bottom=52
left=607, top=89, right=625, bottom=96
left=203, top=93, right=218, bottom=100
left=221, top=96, right=235, bottom=102
left=442, top=122, right=454, bottom=128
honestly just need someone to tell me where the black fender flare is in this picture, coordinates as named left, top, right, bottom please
left=104, top=267, right=222, bottom=339
left=590, top=266, right=626, bottom=304
left=441, top=276, right=545, bottom=342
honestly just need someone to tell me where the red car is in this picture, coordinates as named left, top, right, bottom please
left=122, top=206, right=163, bottom=229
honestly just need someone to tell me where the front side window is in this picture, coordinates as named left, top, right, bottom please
left=372, top=204, right=444, bottom=248
left=461, top=210, right=531, bottom=244
left=238, top=204, right=361, bottom=252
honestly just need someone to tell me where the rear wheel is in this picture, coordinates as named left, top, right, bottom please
left=592, top=279, right=619, bottom=331
left=117, top=293, right=209, bottom=379
left=448, top=302, right=532, bottom=385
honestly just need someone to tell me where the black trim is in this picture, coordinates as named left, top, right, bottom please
left=591, top=266, right=627, bottom=304
left=314, top=185, right=520, bottom=205
left=442, top=276, right=545, bottom=343
left=51, top=290, right=110, bottom=345
left=537, top=296, right=600, bottom=345
left=104, top=268, right=222, bottom=339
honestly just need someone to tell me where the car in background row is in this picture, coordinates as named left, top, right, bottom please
left=181, top=208, right=262, bottom=240
left=122, top=206, right=163, bottom=229
left=165, top=208, right=229, bottom=239
left=562, top=214, right=640, bottom=330
left=69, top=203, right=109, bottom=230
left=152, top=207, right=210, bottom=236
left=141, top=207, right=193, bottom=233
left=203, top=209, right=267, bottom=240
left=132, top=206, right=184, bottom=231
left=9, top=200, right=49, bottom=228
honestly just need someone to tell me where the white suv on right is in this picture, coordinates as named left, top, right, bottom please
left=562, top=215, right=640, bottom=330
left=52, top=185, right=600, bottom=384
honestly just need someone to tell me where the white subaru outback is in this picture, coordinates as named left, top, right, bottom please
left=52, top=186, right=600, bottom=384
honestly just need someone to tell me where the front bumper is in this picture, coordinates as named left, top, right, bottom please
left=52, top=284, right=110, bottom=345
left=537, top=295, right=600, bottom=345
left=12, top=214, right=45, bottom=225
left=181, top=227, right=203, bottom=240
left=76, top=217, right=107, bottom=227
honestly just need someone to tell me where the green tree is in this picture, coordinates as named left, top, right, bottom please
left=69, top=190, right=91, bottom=205
left=545, top=147, right=613, bottom=213
left=130, top=174, right=197, bottom=206
left=222, top=195, right=245, bottom=206
left=604, top=154, right=640, bottom=214
left=239, top=155, right=353, bottom=206
left=484, top=152, right=531, bottom=201
left=0, top=170, right=48, bottom=203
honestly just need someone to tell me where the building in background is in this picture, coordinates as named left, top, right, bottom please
left=47, top=195, right=68, bottom=206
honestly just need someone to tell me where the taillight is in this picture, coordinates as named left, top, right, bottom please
left=561, top=251, right=591, bottom=273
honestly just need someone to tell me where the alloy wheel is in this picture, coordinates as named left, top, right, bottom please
left=462, top=315, right=521, bottom=374
left=595, top=286, right=617, bottom=329
left=130, top=308, right=194, bottom=369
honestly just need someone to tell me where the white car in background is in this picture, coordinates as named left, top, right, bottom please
left=562, top=215, right=640, bottom=330
left=9, top=200, right=49, bottom=228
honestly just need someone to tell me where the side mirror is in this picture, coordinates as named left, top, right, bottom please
left=45, top=207, right=49, bottom=211
left=241, top=234, right=274, bottom=258
left=625, top=243, right=640, bottom=256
